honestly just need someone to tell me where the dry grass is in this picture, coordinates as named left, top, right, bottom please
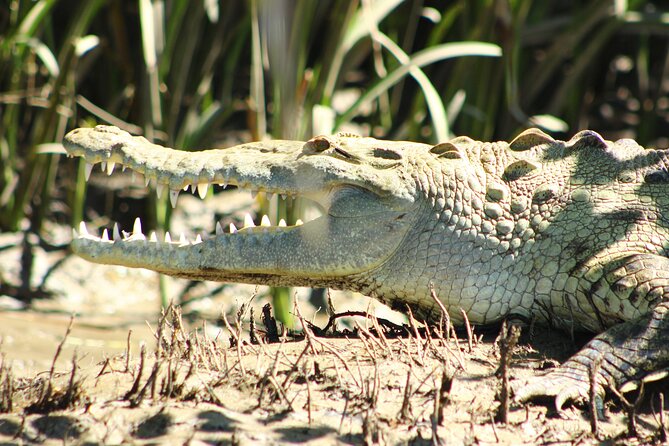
left=0, top=303, right=667, bottom=444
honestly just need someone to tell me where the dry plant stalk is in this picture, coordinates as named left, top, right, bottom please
left=429, top=283, right=453, bottom=341
left=588, top=357, right=602, bottom=438
left=434, top=368, right=453, bottom=426
left=26, top=316, right=85, bottom=414
left=459, top=308, right=474, bottom=353
left=659, top=393, right=667, bottom=443
left=608, top=380, right=645, bottom=438
left=125, top=342, right=146, bottom=401
left=0, top=354, right=14, bottom=413
left=399, top=367, right=413, bottom=422
left=495, top=322, right=520, bottom=424
left=125, top=329, right=133, bottom=372
left=249, top=307, right=258, bottom=344
left=262, top=303, right=280, bottom=343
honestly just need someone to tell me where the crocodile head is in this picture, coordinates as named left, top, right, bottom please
left=63, top=126, right=433, bottom=290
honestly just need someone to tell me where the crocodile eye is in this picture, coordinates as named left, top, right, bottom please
left=644, top=169, right=669, bottom=184
left=372, top=148, right=402, bottom=160
left=304, top=136, right=331, bottom=152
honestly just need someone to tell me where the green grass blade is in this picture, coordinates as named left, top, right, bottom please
left=322, top=0, right=401, bottom=103
left=341, top=0, right=403, bottom=53
left=335, top=42, right=502, bottom=130
left=250, top=0, right=266, bottom=140
left=14, top=37, right=60, bottom=76
left=139, top=0, right=163, bottom=130
left=203, top=0, right=219, bottom=23
left=139, top=0, right=158, bottom=70
left=74, top=35, right=100, bottom=57
left=371, top=31, right=450, bottom=141
left=17, top=0, right=58, bottom=38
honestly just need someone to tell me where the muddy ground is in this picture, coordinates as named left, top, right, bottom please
left=0, top=192, right=667, bottom=445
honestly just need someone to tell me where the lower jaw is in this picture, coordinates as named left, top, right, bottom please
left=71, top=213, right=404, bottom=288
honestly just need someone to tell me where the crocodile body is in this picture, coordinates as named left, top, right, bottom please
left=63, top=125, right=669, bottom=408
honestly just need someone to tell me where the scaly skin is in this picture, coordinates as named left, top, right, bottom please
left=63, top=125, right=669, bottom=409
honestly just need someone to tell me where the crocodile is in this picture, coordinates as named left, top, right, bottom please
left=63, top=125, right=669, bottom=409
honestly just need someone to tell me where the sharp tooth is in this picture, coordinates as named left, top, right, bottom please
left=100, top=161, right=106, bottom=172
left=164, top=231, right=172, bottom=243
left=197, top=183, right=209, bottom=199
left=280, top=194, right=287, bottom=201
left=251, top=190, right=258, bottom=199
left=72, top=227, right=78, bottom=238
left=106, top=161, right=115, bottom=175
left=121, top=165, right=127, bottom=172
left=101, top=229, right=110, bottom=242
left=113, top=223, right=121, bottom=241
left=179, top=233, right=187, bottom=245
left=218, top=181, right=227, bottom=189
left=229, top=223, right=238, bottom=234
left=133, top=217, right=143, bottom=235
left=183, top=184, right=190, bottom=192
left=149, top=231, right=158, bottom=242
left=84, top=163, right=93, bottom=181
left=156, top=183, right=165, bottom=199
left=295, top=219, right=304, bottom=226
left=260, top=215, right=271, bottom=227
left=278, top=219, right=287, bottom=227
left=265, top=192, right=274, bottom=202
left=216, top=222, right=223, bottom=235
left=194, top=234, right=203, bottom=244
left=169, top=190, right=179, bottom=208
left=79, top=221, right=89, bottom=236
left=145, top=176, right=151, bottom=187
left=243, top=213, right=255, bottom=228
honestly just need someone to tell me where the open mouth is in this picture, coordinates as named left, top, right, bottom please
left=74, top=166, right=325, bottom=247
left=63, top=125, right=412, bottom=283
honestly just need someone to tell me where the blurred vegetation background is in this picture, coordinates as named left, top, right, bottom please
left=1, top=0, right=668, bottom=317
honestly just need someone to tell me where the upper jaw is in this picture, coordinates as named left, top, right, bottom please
left=63, top=125, right=409, bottom=209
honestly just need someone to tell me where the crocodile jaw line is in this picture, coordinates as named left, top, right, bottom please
left=65, top=126, right=413, bottom=287
left=73, top=212, right=408, bottom=286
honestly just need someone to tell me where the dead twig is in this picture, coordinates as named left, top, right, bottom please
left=659, top=393, right=667, bottom=443
left=125, top=329, right=132, bottom=372
left=294, top=296, right=318, bottom=355
left=609, top=380, right=644, bottom=438
left=459, top=308, right=474, bottom=353
left=0, top=354, right=14, bottom=413
left=588, top=357, right=603, bottom=438
left=318, top=310, right=408, bottom=337
left=399, top=366, right=413, bottom=422
left=249, top=307, right=258, bottom=345
left=262, top=303, right=280, bottom=343
left=309, top=336, right=361, bottom=388
left=124, top=342, right=146, bottom=400
left=305, top=361, right=313, bottom=426
left=128, top=359, right=162, bottom=408
left=27, top=315, right=77, bottom=413
left=495, top=322, right=520, bottom=424
left=434, top=368, right=453, bottom=426
left=430, top=284, right=453, bottom=341
left=221, top=312, right=246, bottom=376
